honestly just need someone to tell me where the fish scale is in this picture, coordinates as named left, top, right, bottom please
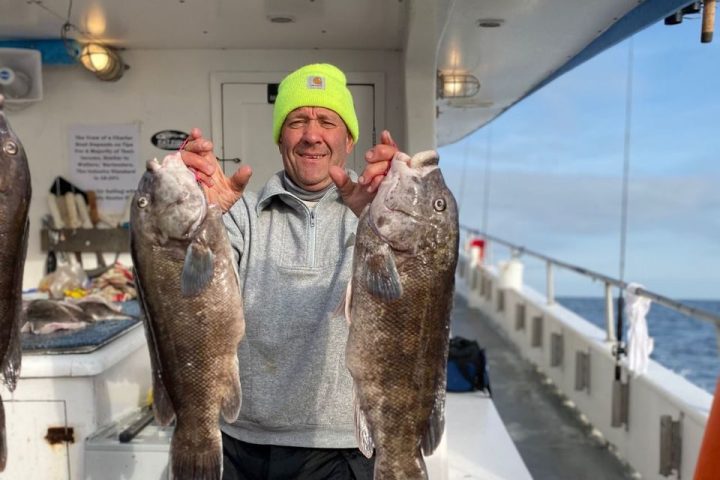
left=346, top=150, right=458, bottom=480
left=0, top=94, right=31, bottom=472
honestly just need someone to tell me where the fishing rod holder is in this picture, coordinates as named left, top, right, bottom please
left=659, top=414, right=683, bottom=476
left=611, top=378, right=630, bottom=429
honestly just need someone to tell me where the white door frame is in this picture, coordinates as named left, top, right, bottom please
left=210, top=71, right=386, bottom=159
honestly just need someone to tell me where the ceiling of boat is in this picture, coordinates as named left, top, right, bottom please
left=0, top=0, right=407, bottom=49
left=0, top=0, right=690, bottom=146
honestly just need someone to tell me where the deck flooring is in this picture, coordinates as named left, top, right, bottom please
left=450, top=296, right=637, bottom=480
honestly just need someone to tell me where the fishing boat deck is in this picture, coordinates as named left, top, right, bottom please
left=450, top=295, right=637, bottom=480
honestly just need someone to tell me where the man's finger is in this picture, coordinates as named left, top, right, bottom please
left=193, top=170, right=215, bottom=188
left=181, top=151, right=216, bottom=177
left=185, top=139, right=214, bottom=155
left=367, top=174, right=384, bottom=193
left=365, top=144, right=397, bottom=164
left=229, top=165, right=253, bottom=194
left=190, top=127, right=203, bottom=139
left=360, top=162, right=390, bottom=185
left=329, top=166, right=354, bottom=196
left=380, top=130, right=397, bottom=148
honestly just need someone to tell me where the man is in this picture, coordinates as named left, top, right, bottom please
left=182, top=63, right=398, bottom=479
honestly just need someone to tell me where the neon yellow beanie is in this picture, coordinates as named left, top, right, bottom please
left=273, top=63, right=359, bottom=144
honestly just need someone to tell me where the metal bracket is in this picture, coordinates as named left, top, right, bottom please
left=611, top=379, right=630, bottom=428
left=515, top=303, right=526, bottom=331
left=551, top=332, right=564, bottom=367
left=531, top=315, right=543, bottom=348
left=659, top=414, right=683, bottom=476
left=575, top=350, right=591, bottom=393
left=471, top=267, right=479, bottom=291
left=482, top=276, right=491, bottom=300
left=496, top=290, right=505, bottom=312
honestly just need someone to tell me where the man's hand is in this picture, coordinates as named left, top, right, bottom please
left=180, top=128, right=252, bottom=212
left=330, top=130, right=398, bottom=217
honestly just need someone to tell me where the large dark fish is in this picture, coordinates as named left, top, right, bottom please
left=71, top=295, right=136, bottom=322
left=0, top=94, right=31, bottom=471
left=130, top=152, right=245, bottom=480
left=20, top=299, right=91, bottom=334
left=345, top=150, right=459, bottom=480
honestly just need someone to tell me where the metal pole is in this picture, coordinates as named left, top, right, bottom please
left=546, top=261, right=554, bottom=305
left=604, top=283, right=615, bottom=342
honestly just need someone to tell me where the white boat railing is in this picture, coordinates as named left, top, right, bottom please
left=456, top=225, right=715, bottom=480
left=460, top=225, right=720, bottom=350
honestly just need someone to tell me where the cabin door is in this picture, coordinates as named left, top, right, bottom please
left=216, top=74, right=382, bottom=192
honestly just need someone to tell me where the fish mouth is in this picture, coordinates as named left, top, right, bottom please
left=145, top=153, right=208, bottom=240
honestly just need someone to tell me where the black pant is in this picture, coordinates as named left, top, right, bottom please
left=222, top=432, right=375, bottom=480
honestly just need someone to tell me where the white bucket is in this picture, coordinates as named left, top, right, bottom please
left=499, top=258, right=524, bottom=290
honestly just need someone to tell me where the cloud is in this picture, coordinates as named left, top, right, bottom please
left=441, top=166, right=720, bottom=297
left=436, top=20, right=720, bottom=298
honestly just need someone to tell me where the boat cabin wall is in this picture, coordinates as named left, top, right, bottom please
left=9, top=48, right=407, bottom=290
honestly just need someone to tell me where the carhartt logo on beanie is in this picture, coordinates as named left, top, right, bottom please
left=273, top=63, right=359, bottom=143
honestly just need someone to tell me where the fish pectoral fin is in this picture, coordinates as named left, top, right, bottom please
left=421, top=385, right=447, bottom=456
left=353, top=384, right=375, bottom=458
left=181, top=241, right=215, bottom=296
left=221, top=357, right=242, bottom=423
left=362, top=244, right=402, bottom=301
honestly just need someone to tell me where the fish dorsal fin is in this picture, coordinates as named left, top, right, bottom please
left=353, top=384, right=375, bottom=458
left=361, top=243, right=402, bottom=301
left=181, top=240, right=215, bottom=296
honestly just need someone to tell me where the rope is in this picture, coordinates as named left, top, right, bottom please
left=456, top=140, right=470, bottom=211
left=481, top=127, right=492, bottom=234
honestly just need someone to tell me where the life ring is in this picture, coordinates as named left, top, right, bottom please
left=695, top=378, right=720, bottom=479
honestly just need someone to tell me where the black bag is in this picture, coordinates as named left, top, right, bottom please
left=446, top=336, right=491, bottom=394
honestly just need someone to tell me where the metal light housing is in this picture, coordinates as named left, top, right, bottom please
left=437, top=71, right=480, bottom=99
left=78, top=43, right=126, bottom=81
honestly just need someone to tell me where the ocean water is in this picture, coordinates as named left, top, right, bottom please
left=557, top=297, right=720, bottom=394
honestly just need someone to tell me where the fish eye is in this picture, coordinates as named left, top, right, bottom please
left=433, top=198, right=446, bottom=212
left=3, top=141, right=18, bottom=156
left=137, top=196, right=149, bottom=209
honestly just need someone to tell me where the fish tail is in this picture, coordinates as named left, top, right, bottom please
left=373, top=450, right=428, bottom=480
left=170, top=422, right=222, bottom=480
left=0, top=395, right=6, bottom=471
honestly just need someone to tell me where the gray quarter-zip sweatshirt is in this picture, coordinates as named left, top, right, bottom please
left=221, top=171, right=358, bottom=448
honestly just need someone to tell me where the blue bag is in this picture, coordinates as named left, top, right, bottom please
left=446, top=337, right=491, bottom=394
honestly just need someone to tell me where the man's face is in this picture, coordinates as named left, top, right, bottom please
left=279, top=106, right=355, bottom=192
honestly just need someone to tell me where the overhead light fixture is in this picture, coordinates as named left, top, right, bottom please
left=78, top=43, right=126, bottom=81
left=437, top=71, right=480, bottom=99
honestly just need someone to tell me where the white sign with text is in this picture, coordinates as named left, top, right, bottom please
left=69, top=124, right=141, bottom=217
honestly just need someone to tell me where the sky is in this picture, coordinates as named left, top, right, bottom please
left=438, top=18, right=720, bottom=300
